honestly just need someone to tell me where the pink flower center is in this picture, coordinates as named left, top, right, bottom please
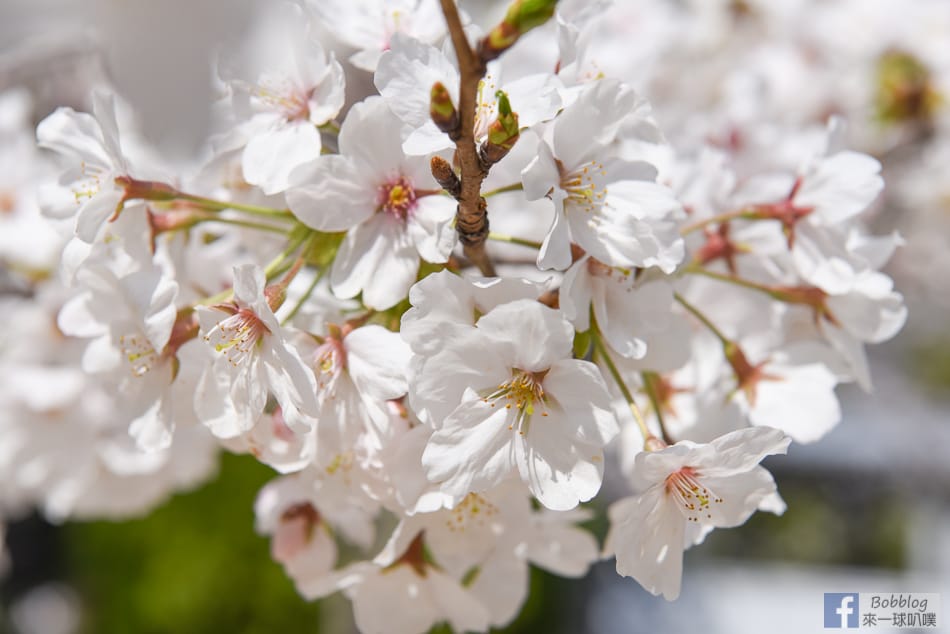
left=377, top=177, right=417, bottom=221
left=665, top=467, right=723, bottom=523
left=205, top=306, right=270, bottom=366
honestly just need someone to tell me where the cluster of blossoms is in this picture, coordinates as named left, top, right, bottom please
left=6, top=0, right=947, bottom=629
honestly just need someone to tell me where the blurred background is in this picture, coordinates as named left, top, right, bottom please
left=1, top=0, right=949, bottom=632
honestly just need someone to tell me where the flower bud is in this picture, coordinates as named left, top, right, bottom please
left=430, top=82, right=461, bottom=139
left=478, top=0, right=559, bottom=62
left=265, top=258, right=304, bottom=312
left=430, top=156, right=461, bottom=199
left=875, top=50, right=942, bottom=125
left=479, top=90, right=520, bottom=168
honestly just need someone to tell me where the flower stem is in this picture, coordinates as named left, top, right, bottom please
left=591, top=332, right=651, bottom=441
left=674, top=291, right=730, bottom=346
left=641, top=371, right=672, bottom=444
left=281, top=266, right=327, bottom=326
left=483, top=183, right=524, bottom=197
left=264, top=231, right=311, bottom=280
left=679, top=207, right=759, bottom=235
left=203, top=217, right=293, bottom=235
left=318, top=120, right=341, bottom=135
left=682, top=264, right=824, bottom=311
left=487, top=231, right=542, bottom=250
left=177, top=193, right=295, bottom=219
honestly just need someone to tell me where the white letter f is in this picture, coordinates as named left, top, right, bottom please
left=836, top=595, right=854, bottom=628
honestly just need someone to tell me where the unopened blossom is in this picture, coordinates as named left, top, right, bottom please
left=286, top=97, right=456, bottom=309
left=195, top=264, right=319, bottom=438
left=417, top=300, right=619, bottom=511
left=605, top=427, right=790, bottom=600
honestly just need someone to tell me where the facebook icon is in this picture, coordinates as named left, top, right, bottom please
left=824, top=593, right=859, bottom=628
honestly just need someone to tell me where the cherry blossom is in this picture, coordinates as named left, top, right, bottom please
left=416, top=299, right=619, bottom=510
left=195, top=264, right=319, bottom=438
left=605, top=427, right=790, bottom=600
left=286, top=97, right=456, bottom=309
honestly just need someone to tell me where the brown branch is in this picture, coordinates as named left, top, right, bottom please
left=438, top=0, right=495, bottom=277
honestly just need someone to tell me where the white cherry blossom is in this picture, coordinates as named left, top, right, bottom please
left=36, top=94, right=131, bottom=243
left=287, top=97, right=456, bottom=309
left=221, top=1, right=345, bottom=195
left=195, top=265, right=319, bottom=438
left=309, top=0, right=448, bottom=72
left=605, top=427, right=790, bottom=600
left=417, top=300, right=619, bottom=510
left=522, top=79, right=684, bottom=272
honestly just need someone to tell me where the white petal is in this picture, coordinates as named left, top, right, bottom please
left=606, top=487, right=685, bottom=600
left=537, top=202, right=573, bottom=271
left=337, top=97, right=411, bottom=174
left=329, top=215, right=390, bottom=301
left=242, top=122, right=322, bottom=195
left=286, top=154, right=375, bottom=231
left=75, top=189, right=123, bottom=243
left=700, top=427, right=791, bottom=478
left=746, top=363, right=841, bottom=444
left=521, top=142, right=559, bottom=201
left=554, top=79, right=640, bottom=167
left=796, top=151, right=883, bottom=225
left=423, top=401, right=517, bottom=497
left=374, top=33, right=460, bottom=129
left=345, top=325, right=410, bottom=401
left=475, top=300, right=574, bottom=371
left=232, top=264, right=266, bottom=306
left=699, top=467, right=779, bottom=529
left=359, top=219, right=419, bottom=311
left=568, top=180, right=684, bottom=272
left=543, top=359, right=619, bottom=446
left=558, top=256, right=594, bottom=331
left=406, top=195, right=456, bottom=263
left=36, top=107, right=113, bottom=168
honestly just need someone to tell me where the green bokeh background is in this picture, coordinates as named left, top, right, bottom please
left=14, top=449, right=906, bottom=634
left=56, top=454, right=585, bottom=634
